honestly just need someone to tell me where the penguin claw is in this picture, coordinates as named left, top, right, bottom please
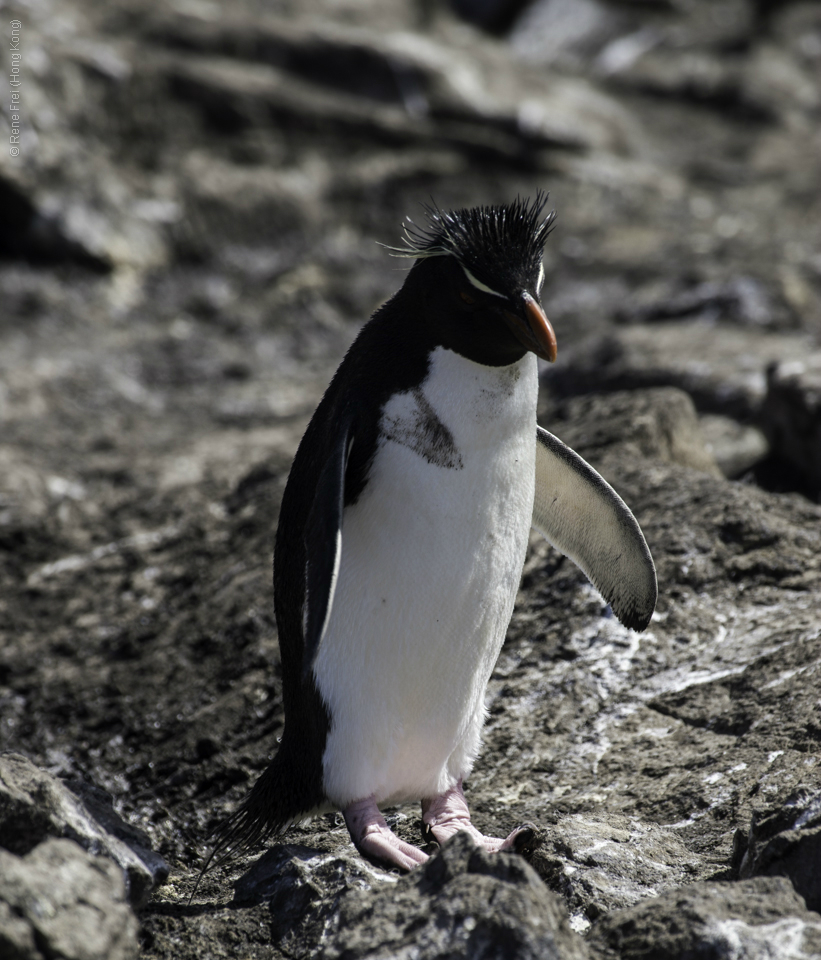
left=421, top=781, right=537, bottom=857
left=498, top=822, right=538, bottom=855
left=344, top=796, right=429, bottom=872
left=356, top=829, right=429, bottom=872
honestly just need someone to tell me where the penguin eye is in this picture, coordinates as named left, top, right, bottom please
left=460, top=290, right=476, bottom=306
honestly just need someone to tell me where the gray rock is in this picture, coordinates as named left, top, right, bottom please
left=616, top=278, right=779, bottom=329
left=320, top=832, right=590, bottom=960
left=0, top=898, right=37, bottom=960
left=739, top=790, right=821, bottom=914
left=187, top=831, right=590, bottom=958
left=511, top=0, right=625, bottom=68
left=530, top=813, right=700, bottom=931
left=542, top=323, right=817, bottom=419
left=545, top=387, right=722, bottom=477
left=0, top=753, right=168, bottom=907
left=699, top=414, right=769, bottom=479
left=480, top=387, right=821, bottom=928
left=0, top=172, right=111, bottom=271
left=762, top=355, right=821, bottom=495
left=229, top=840, right=401, bottom=952
left=588, top=876, right=821, bottom=960
left=153, top=10, right=637, bottom=159
left=0, top=837, right=139, bottom=960
left=604, top=46, right=761, bottom=119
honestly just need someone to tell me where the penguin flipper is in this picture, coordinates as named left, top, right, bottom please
left=302, top=422, right=353, bottom=677
left=532, top=426, right=657, bottom=631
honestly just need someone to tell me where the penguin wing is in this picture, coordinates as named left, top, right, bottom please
left=302, top=422, right=353, bottom=677
left=532, top=426, right=657, bottom=631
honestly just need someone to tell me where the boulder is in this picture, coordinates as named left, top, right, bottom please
left=544, top=387, right=722, bottom=477
left=762, top=355, right=821, bottom=497
left=0, top=837, right=139, bottom=960
left=738, top=789, right=821, bottom=914
left=698, top=414, right=769, bottom=479
left=541, top=322, right=816, bottom=419
left=0, top=753, right=168, bottom=907
left=589, top=876, right=821, bottom=960
left=321, top=832, right=590, bottom=960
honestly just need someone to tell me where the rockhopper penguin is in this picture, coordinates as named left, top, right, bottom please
left=208, top=194, right=657, bottom=872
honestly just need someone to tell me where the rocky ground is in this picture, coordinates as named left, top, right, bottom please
left=1, top=0, right=821, bottom=957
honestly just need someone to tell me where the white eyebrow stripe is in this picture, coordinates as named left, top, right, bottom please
left=460, top=264, right=506, bottom=299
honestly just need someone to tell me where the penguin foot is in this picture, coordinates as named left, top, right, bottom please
left=421, top=779, right=534, bottom=854
left=343, top=795, right=429, bottom=872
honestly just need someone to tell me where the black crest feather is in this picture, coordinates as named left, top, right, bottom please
left=387, top=191, right=556, bottom=294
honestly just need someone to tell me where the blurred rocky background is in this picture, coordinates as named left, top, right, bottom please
left=1, top=0, right=821, bottom=957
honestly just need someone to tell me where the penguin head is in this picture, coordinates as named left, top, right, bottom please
left=390, top=194, right=557, bottom=368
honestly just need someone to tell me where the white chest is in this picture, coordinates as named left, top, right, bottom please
left=314, top=348, right=538, bottom=806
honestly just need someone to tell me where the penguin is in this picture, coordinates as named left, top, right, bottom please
left=206, top=194, right=657, bottom=873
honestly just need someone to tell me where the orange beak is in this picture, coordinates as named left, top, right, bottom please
left=504, top=294, right=557, bottom=363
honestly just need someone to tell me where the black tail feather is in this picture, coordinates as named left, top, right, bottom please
left=188, top=744, right=325, bottom=904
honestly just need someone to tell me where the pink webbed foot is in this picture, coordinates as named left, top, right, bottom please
left=343, top=795, right=429, bottom=872
left=421, top=779, right=535, bottom=854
